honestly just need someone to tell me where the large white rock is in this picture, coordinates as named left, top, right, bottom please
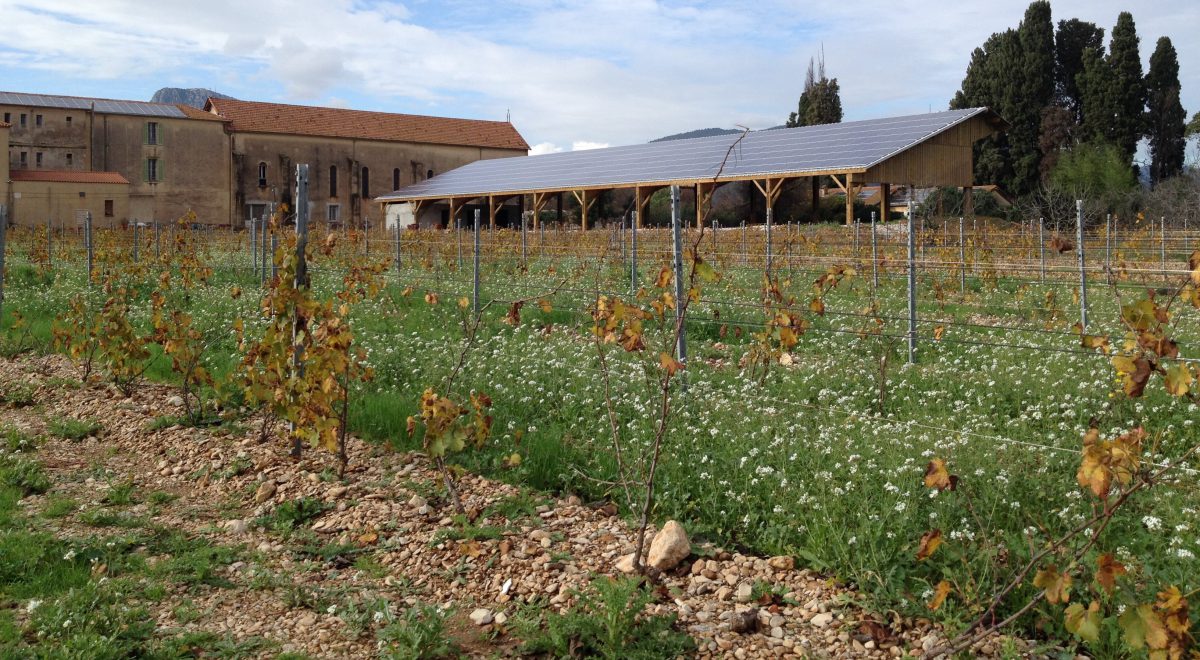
left=469, top=608, right=494, bottom=626
left=647, top=520, right=691, bottom=571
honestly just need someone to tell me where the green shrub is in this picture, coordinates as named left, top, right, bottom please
left=378, top=604, right=459, bottom=659
left=0, top=456, right=51, bottom=496
left=47, top=417, right=101, bottom=441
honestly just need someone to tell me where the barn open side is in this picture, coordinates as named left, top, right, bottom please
left=375, top=108, right=1007, bottom=230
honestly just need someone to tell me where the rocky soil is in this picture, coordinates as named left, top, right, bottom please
left=0, top=354, right=1048, bottom=658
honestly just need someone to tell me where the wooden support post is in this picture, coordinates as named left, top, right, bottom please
left=963, top=185, right=974, bottom=219
left=810, top=176, right=821, bottom=223
left=556, top=192, right=563, bottom=226
left=531, top=192, right=549, bottom=230
left=448, top=198, right=462, bottom=231
left=879, top=183, right=890, bottom=224
left=488, top=195, right=497, bottom=230
left=845, top=172, right=855, bottom=226
left=571, top=190, right=598, bottom=231
left=695, top=182, right=716, bottom=229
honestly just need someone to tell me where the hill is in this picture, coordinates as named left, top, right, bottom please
left=149, top=87, right=235, bottom=108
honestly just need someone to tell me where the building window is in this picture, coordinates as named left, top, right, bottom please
left=427, top=169, right=434, bottom=179
left=3, top=112, right=9, bottom=123
left=35, top=114, right=43, bottom=128
left=66, top=153, right=73, bottom=166
left=327, top=204, right=340, bottom=225
left=104, top=200, right=114, bottom=217
left=146, top=121, right=160, bottom=145
left=35, top=152, right=43, bottom=167
left=329, top=165, right=338, bottom=197
left=257, top=162, right=267, bottom=188
left=19, top=152, right=27, bottom=166
left=66, top=116, right=72, bottom=125
left=19, top=114, right=26, bottom=128
left=393, top=168, right=400, bottom=191
left=146, top=158, right=161, bottom=182
left=360, top=167, right=370, bottom=198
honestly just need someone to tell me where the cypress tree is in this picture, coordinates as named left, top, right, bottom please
left=1055, top=19, right=1104, bottom=123
left=1146, top=36, right=1187, bottom=184
left=1077, top=46, right=1116, bottom=143
left=1010, top=0, right=1055, bottom=194
left=786, top=53, right=842, bottom=127
left=1106, top=12, right=1146, bottom=163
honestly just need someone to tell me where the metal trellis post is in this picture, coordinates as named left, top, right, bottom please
left=907, top=205, right=916, bottom=364
left=670, top=186, right=687, bottom=393
left=1076, top=200, right=1089, bottom=329
left=473, top=209, right=481, bottom=317
left=870, top=211, right=879, bottom=294
left=630, top=210, right=639, bottom=295
left=959, top=216, right=966, bottom=294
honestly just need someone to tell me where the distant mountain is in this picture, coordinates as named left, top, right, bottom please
left=651, top=127, right=743, bottom=143
left=150, top=87, right=235, bottom=109
left=650, top=125, right=790, bottom=143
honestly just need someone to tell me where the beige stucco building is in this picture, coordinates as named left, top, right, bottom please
left=2, top=91, right=528, bottom=229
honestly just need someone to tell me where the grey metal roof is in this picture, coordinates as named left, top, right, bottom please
left=377, top=108, right=997, bottom=202
left=0, top=91, right=187, bottom=118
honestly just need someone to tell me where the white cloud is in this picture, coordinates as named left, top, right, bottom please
left=571, top=141, right=609, bottom=151
left=528, top=142, right=563, bottom=155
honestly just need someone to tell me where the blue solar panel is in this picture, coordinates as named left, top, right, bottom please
left=0, top=91, right=187, bottom=118
left=377, top=108, right=995, bottom=202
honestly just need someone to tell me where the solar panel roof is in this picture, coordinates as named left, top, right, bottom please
left=0, top=92, right=187, bottom=118
left=377, top=108, right=999, bottom=203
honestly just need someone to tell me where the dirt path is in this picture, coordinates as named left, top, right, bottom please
left=0, top=354, right=1041, bottom=658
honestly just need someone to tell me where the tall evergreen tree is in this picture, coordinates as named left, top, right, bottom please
left=1010, top=0, right=1056, bottom=194
left=1055, top=19, right=1104, bottom=123
left=1146, top=36, right=1187, bottom=184
left=1077, top=46, right=1116, bottom=143
left=1107, top=12, right=1146, bottom=163
left=786, top=53, right=842, bottom=127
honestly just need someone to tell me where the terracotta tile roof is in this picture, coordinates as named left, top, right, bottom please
left=10, top=170, right=130, bottom=185
left=0, top=121, right=9, bottom=128
left=205, top=98, right=529, bottom=151
left=175, top=104, right=229, bottom=122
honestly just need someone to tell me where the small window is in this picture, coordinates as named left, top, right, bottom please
left=146, top=157, right=161, bottom=182
left=328, top=204, right=340, bottom=224
left=66, top=116, right=72, bottom=125
left=3, top=112, right=9, bottom=123
left=393, top=168, right=400, bottom=191
left=35, top=152, right=43, bottom=167
left=35, top=114, right=42, bottom=127
left=104, top=200, right=114, bottom=217
left=257, top=162, right=267, bottom=188
left=19, top=152, right=27, bottom=166
left=427, top=169, right=434, bottom=179
left=329, top=165, right=338, bottom=197
left=146, top=121, right=159, bottom=145
left=360, top=166, right=370, bottom=198
left=66, top=153, right=73, bottom=166
left=19, top=113, right=27, bottom=128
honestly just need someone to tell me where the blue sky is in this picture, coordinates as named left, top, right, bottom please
left=0, top=0, right=1195, bottom=158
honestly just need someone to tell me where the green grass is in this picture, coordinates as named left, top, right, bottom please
left=0, top=455, right=51, bottom=495
left=377, top=604, right=460, bottom=659
left=2, top=424, right=38, bottom=452
left=46, top=416, right=102, bottom=441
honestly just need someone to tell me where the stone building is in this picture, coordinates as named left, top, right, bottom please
left=203, top=98, right=528, bottom=229
left=1, top=92, right=229, bottom=226
left=3, top=91, right=529, bottom=228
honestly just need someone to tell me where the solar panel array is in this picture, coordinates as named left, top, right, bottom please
left=0, top=91, right=187, bottom=118
left=377, top=108, right=992, bottom=202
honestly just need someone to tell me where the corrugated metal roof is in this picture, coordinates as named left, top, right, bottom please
left=377, top=108, right=998, bottom=201
left=0, top=91, right=188, bottom=118
left=10, top=170, right=130, bottom=184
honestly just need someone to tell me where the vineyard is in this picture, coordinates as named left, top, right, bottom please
left=1, top=202, right=1198, bottom=658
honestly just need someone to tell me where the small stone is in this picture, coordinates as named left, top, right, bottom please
left=469, top=608, right=494, bottom=626
left=771, top=626, right=784, bottom=639
left=615, top=553, right=637, bottom=574
left=735, top=583, right=754, bottom=603
left=566, top=495, right=582, bottom=506
left=407, top=494, right=426, bottom=508
left=297, top=613, right=317, bottom=627
left=254, top=481, right=276, bottom=504
left=167, top=395, right=184, bottom=407
left=730, top=609, right=759, bottom=634
left=493, top=611, right=508, bottom=625
left=646, top=520, right=690, bottom=571
left=810, top=612, right=834, bottom=628
left=327, top=486, right=348, bottom=499
left=767, top=555, right=794, bottom=571
left=715, top=586, right=733, bottom=601
left=224, top=519, right=249, bottom=534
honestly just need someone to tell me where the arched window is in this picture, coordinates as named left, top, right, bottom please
left=257, top=162, right=267, bottom=188
left=329, top=165, right=338, bottom=197
left=360, top=167, right=370, bottom=198
left=393, top=168, right=400, bottom=191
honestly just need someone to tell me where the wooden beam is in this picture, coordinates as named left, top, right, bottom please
left=488, top=195, right=499, bottom=230
left=829, top=174, right=847, bottom=193
left=695, top=181, right=716, bottom=229
left=845, top=172, right=855, bottom=226
left=531, top=192, right=549, bottom=230
left=811, top=176, right=820, bottom=223
left=879, top=183, right=890, bottom=224
left=448, top=198, right=462, bottom=230
left=571, top=190, right=596, bottom=231
left=963, top=185, right=974, bottom=217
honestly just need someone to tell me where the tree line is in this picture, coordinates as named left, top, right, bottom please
left=950, top=2, right=1189, bottom=196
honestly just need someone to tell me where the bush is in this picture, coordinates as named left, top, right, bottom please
left=0, top=456, right=51, bottom=495
left=377, top=604, right=459, bottom=659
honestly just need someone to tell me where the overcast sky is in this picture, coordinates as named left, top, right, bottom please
left=1, top=0, right=1195, bottom=155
